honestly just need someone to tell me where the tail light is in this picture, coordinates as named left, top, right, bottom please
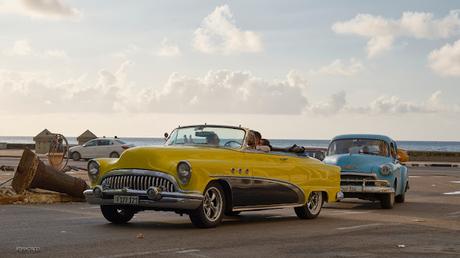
left=122, top=145, right=131, bottom=150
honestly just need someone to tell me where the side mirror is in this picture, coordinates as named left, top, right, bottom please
left=164, top=132, right=169, bottom=139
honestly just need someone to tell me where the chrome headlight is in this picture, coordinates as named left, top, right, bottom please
left=87, top=160, right=100, bottom=182
left=380, top=164, right=392, bottom=176
left=177, top=161, right=192, bottom=185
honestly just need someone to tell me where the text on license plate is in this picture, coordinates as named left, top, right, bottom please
left=114, top=195, right=139, bottom=205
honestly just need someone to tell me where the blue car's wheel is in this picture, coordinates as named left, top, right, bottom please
left=380, top=193, right=395, bottom=209
left=395, top=183, right=408, bottom=203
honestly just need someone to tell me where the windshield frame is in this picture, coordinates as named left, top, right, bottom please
left=327, top=138, right=391, bottom=157
left=165, top=125, right=248, bottom=150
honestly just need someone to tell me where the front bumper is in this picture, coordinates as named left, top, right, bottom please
left=341, top=184, right=394, bottom=193
left=84, top=188, right=204, bottom=210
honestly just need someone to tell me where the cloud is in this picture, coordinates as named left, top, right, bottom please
left=362, top=91, right=444, bottom=114
left=428, top=39, right=460, bottom=77
left=0, top=66, right=308, bottom=115
left=2, top=39, right=32, bottom=56
left=2, top=39, right=68, bottom=58
left=307, top=90, right=446, bottom=115
left=111, top=44, right=140, bottom=59
left=309, top=58, right=364, bottom=76
left=309, top=91, right=347, bottom=114
left=0, top=64, right=453, bottom=116
left=0, top=0, right=81, bottom=21
left=126, top=70, right=307, bottom=114
left=332, top=10, right=460, bottom=58
left=156, top=38, right=181, bottom=57
left=193, top=5, right=263, bottom=55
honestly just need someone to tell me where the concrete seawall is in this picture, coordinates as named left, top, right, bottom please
left=1, top=143, right=460, bottom=163
left=407, top=151, right=460, bottom=162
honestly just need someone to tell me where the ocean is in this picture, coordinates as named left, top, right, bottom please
left=1, top=136, right=460, bottom=152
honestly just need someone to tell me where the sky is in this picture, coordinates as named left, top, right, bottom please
left=0, top=0, right=459, bottom=140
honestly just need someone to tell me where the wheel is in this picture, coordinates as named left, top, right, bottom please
left=189, top=182, right=225, bottom=228
left=100, top=205, right=135, bottom=224
left=380, top=193, right=395, bottom=209
left=395, top=183, right=407, bottom=203
left=71, top=152, right=81, bottom=161
left=295, top=191, right=323, bottom=219
left=225, top=211, right=241, bottom=216
left=109, top=152, right=120, bottom=158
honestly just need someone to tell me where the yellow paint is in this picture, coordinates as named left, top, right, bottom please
left=91, top=145, right=341, bottom=204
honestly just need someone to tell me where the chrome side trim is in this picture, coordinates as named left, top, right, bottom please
left=211, top=175, right=306, bottom=207
left=232, top=203, right=303, bottom=212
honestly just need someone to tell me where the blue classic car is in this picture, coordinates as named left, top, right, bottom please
left=323, top=134, right=409, bottom=209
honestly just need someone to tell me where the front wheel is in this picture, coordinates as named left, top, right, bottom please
left=189, top=182, right=225, bottom=228
left=380, top=193, right=395, bottom=209
left=100, top=205, right=135, bottom=224
left=295, top=191, right=323, bottom=219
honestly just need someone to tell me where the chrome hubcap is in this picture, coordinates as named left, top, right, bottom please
left=203, top=187, right=222, bottom=222
left=307, top=192, right=322, bottom=214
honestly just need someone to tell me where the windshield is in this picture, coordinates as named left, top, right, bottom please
left=165, top=126, right=246, bottom=149
left=328, top=139, right=389, bottom=157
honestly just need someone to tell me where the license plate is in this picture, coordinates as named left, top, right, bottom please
left=114, top=195, right=139, bottom=205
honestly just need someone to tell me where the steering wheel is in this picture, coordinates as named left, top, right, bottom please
left=224, top=140, right=242, bottom=148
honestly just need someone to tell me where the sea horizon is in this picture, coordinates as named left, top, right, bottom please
left=1, top=136, right=460, bottom=152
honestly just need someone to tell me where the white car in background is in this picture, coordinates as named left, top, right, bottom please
left=69, top=138, right=133, bottom=161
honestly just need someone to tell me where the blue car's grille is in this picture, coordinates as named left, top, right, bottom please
left=101, top=175, right=176, bottom=192
left=341, top=175, right=376, bottom=186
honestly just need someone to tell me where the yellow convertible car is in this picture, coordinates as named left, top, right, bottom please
left=84, top=125, right=342, bottom=228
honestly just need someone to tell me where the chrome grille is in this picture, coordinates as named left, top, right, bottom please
left=102, top=175, right=176, bottom=192
left=341, top=174, right=376, bottom=186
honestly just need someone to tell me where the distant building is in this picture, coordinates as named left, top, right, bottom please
left=33, top=129, right=56, bottom=154
left=77, top=130, right=97, bottom=145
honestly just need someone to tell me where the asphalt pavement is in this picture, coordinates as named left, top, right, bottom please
left=0, top=167, right=459, bottom=258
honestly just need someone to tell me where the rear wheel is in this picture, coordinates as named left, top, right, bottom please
left=189, top=182, right=225, bottom=228
left=109, top=152, right=120, bottom=158
left=100, top=205, right=135, bottom=224
left=380, top=193, right=395, bottom=209
left=71, top=152, right=81, bottom=161
left=295, top=192, right=323, bottom=219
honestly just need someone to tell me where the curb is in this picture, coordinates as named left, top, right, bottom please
left=403, top=162, right=460, bottom=168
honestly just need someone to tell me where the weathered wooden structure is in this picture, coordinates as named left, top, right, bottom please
left=77, top=130, right=97, bottom=145
left=33, top=129, right=55, bottom=154
left=12, top=149, right=88, bottom=198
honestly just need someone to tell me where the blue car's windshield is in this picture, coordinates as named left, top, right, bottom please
left=328, top=139, right=389, bottom=157
left=165, top=126, right=246, bottom=149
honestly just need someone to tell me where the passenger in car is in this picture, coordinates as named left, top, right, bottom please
left=257, top=138, right=272, bottom=152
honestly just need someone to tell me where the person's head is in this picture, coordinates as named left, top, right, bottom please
left=207, top=134, right=220, bottom=145
left=252, top=131, right=262, bottom=145
left=246, top=131, right=256, bottom=148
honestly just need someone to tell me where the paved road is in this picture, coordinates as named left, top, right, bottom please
left=1, top=167, right=459, bottom=257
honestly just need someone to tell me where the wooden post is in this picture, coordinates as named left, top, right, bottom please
left=12, top=148, right=88, bottom=198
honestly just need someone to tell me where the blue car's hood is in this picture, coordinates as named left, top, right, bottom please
left=324, top=154, right=391, bottom=173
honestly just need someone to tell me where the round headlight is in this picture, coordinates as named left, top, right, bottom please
left=177, top=161, right=192, bottom=185
left=380, top=164, right=392, bottom=176
left=88, top=160, right=100, bottom=181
